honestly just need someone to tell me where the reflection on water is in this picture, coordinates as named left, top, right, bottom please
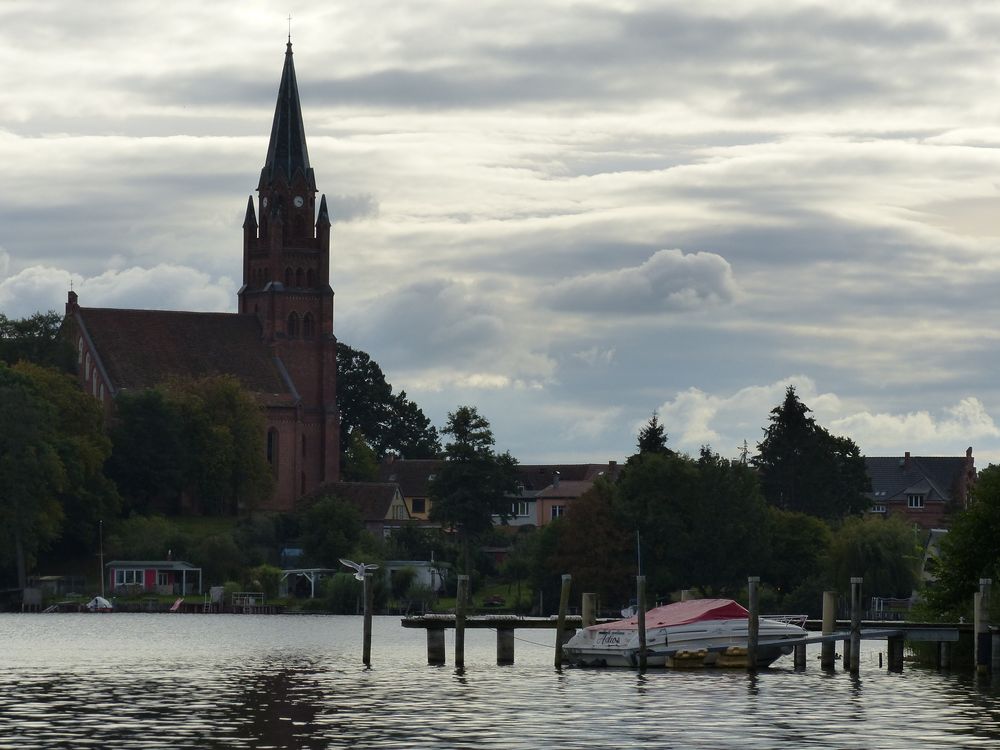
left=2, top=613, right=1000, bottom=749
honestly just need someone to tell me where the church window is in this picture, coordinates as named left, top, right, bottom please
left=302, top=313, right=315, bottom=338
left=296, top=268, right=304, bottom=287
left=99, top=383, right=104, bottom=400
left=287, top=312, right=300, bottom=338
left=285, top=267, right=293, bottom=286
left=267, top=428, right=279, bottom=470
left=92, top=373, right=98, bottom=396
left=301, top=434, right=306, bottom=457
left=306, top=269, right=315, bottom=287
left=77, top=338, right=83, bottom=364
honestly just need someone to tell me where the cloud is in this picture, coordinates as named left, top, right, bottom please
left=547, top=249, right=737, bottom=315
left=0, top=263, right=233, bottom=318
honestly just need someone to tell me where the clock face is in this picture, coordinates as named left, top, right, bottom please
left=293, top=195, right=304, bottom=208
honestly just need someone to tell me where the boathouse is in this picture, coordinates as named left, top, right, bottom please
left=106, top=560, right=203, bottom=595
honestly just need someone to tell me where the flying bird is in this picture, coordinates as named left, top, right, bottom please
left=339, top=558, right=379, bottom=581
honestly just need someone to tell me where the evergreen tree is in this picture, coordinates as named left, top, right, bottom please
left=752, top=386, right=869, bottom=520
left=636, top=412, right=672, bottom=456
left=429, top=406, right=518, bottom=573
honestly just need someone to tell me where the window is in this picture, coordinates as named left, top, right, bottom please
left=306, top=269, right=315, bottom=287
left=301, top=434, right=306, bottom=457
left=77, top=337, right=83, bottom=364
left=296, top=268, right=304, bottom=287
left=871, top=503, right=886, bottom=513
left=287, top=312, right=300, bottom=338
left=512, top=501, right=529, bottom=517
left=550, top=505, right=566, bottom=520
left=98, top=383, right=104, bottom=400
left=115, top=569, right=144, bottom=586
left=302, top=313, right=315, bottom=338
left=411, top=498, right=426, bottom=514
left=285, top=267, right=293, bottom=286
left=84, top=352, right=90, bottom=380
left=392, top=504, right=407, bottom=520
left=267, top=428, right=279, bottom=468
left=907, top=494, right=924, bottom=509
left=157, top=572, right=170, bottom=587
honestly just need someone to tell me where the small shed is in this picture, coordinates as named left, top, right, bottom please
left=106, top=560, right=202, bottom=595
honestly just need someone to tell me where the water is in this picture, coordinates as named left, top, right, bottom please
left=2, top=614, right=1000, bottom=749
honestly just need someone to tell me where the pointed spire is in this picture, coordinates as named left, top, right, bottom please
left=316, top=194, right=330, bottom=227
left=261, top=42, right=315, bottom=190
left=243, top=195, right=258, bottom=228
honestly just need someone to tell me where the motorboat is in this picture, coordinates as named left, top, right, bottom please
left=563, top=598, right=807, bottom=668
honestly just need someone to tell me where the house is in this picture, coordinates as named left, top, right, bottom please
left=377, top=457, right=439, bottom=520
left=302, top=481, right=411, bottom=537
left=62, top=41, right=340, bottom=511
left=510, top=463, right=622, bottom=527
left=865, top=448, right=976, bottom=529
left=106, top=560, right=202, bottom=595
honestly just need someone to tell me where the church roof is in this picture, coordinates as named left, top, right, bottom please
left=261, top=41, right=315, bottom=190
left=75, top=307, right=297, bottom=406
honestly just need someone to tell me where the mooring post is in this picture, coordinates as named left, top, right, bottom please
left=794, top=642, right=807, bottom=670
left=427, top=627, right=446, bottom=665
left=821, top=590, right=836, bottom=670
left=849, top=576, right=862, bottom=675
left=637, top=575, right=647, bottom=671
left=582, top=593, right=597, bottom=628
left=554, top=574, right=572, bottom=668
left=747, top=576, right=760, bottom=672
left=940, top=641, right=952, bottom=670
left=362, top=573, right=374, bottom=667
left=455, top=574, right=469, bottom=670
left=497, top=628, right=515, bottom=665
left=974, top=578, right=991, bottom=675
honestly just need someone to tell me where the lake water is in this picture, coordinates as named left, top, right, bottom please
left=2, top=613, right=1000, bottom=749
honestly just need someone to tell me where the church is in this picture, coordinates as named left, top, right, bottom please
left=63, top=41, right=339, bottom=511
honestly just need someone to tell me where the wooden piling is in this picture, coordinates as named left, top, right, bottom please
left=554, top=574, right=572, bottom=667
left=939, top=640, right=952, bottom=670
left=747, top=576, right=760, bottom=672
left=427, top=627, right=446, bottom=665
left=363, top=573, right=374, bottom=667
left=887, top=635, right=904, bottom=673
left=455, top=574, right=469, bottom=670
left=793, top=643, right=807, bottom=671
left=821, top=591, right=836, bottom=669
left=637, top=575, right=647, bottom=671
left=975, top=578, right=991, bottom=674
left=582, top=593, right=597, bottom=628
left=849, top=576, right=862, bottom=674
left=497, top=628, right=515, bottom=665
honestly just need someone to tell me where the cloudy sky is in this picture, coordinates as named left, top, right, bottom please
left=3, top=0, right=1000, bottom=465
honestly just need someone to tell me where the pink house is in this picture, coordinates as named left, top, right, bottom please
left=106, top=560, right=203, bottom=595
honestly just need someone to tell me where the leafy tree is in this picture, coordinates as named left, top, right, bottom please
left=0, top=363, right=66, bottom=587
left=342, top=429, right=379, bottom=482
left=827, top=514, right=920, bottom=598
left=752, top=386, right=869, bottom=520
left=337, top=343, right=440, bottom=460
left=105, top=515, right=188, bottom=561
left=552, top=480, right=633, bottom=607
left=298, top=494, right=363, bottom=567
left=429, top=406, right=519, bottom=573
left=0, top=311, right=75, bottom=372
left=763, top=506, right=832, bottom=596
left=13, top=362, right=121, bottom=560
left=926, top=465, right=1000, bottom=617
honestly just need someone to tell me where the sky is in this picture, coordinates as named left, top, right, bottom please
left=2, top=0, right=1000, bottom=466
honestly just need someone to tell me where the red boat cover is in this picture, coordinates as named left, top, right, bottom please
left=589, top=598, right=749, bottom=631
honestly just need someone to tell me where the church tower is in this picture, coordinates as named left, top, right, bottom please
left=239, top=41, right=339, bottom=493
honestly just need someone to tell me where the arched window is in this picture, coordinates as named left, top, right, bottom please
left=285, top=267, right=293, bottom=286
left=306, top=269, right=315, bottom=287
left=98, top=383, right=104, bottom=400
left=91, top=372, right=98, bottom=396
left=302, top=313, right=315, bottom=338
left=295, top=268, right=304, bottom=287
left=287, top=312, right=300, bottom=338
left=77, top=337, right=83, bottom=364
left=84, top=352, right=91, bottom=380
left=267, top=428, right=279, bottom=471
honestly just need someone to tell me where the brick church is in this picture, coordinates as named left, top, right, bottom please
left=64, top=41, right=339, bottom=511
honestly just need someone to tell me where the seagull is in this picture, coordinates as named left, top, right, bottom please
left=339, top=558, right=379, bottom=581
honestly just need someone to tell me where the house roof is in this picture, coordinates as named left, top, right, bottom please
left=75, top=307, right=297, bottom=406
left=303, top=481, right=405, bottom=522
left=866, top=454, right=973, bottom=503
left=378, top=459, right=443, bottom=496
left=105, top=560, right=200, bottom=571
left=537, top=480, right=596, bottom=500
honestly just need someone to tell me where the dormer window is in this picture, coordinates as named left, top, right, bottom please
left=907, top=494, right=925, bottom=509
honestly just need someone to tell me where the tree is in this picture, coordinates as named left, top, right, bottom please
left=336, top=343, right=440, bottom=460
left=827, top=515, right=920, bottom=598
left=13, top=362, right=121, bottom=561
left=429, top=406, right=518, bottom=573
left=0, top=363, right=67, bottom=587
left=636, top=412, right=673, bottom=456
left=342, top=429, right=379, bottom=482
left=926, top=465, right=1000, bottom=617
left=752, top=386, right=869, bottom=520
left=0, top=311, right=75, bottom=372
left=763, top=506, right=832, bottom=597
left=298, top=494, right=363, bottom=567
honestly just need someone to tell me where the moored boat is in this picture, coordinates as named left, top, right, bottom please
left=563, top=598, right=806, bottom=668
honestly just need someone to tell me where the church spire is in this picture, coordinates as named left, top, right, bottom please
left=260, top=41, right=315, bottom=191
